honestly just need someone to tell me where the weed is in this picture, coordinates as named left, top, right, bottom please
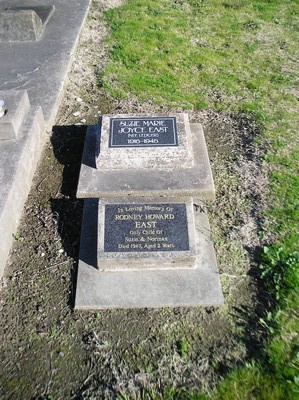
left=260, top=246, right=299, bottom=302
left=176, top=338, right=189, bottom=357
left=13, top=232, right=22, bottom=241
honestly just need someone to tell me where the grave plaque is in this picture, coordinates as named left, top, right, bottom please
left=98, top=198, right=197, bottom=270
left=94, top=113, right=195, bottom=173
left=109, top=117, right=178, bottom=147
left=104, top=203, right=189, bottom=252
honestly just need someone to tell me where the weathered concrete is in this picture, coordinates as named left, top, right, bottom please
left=75, top=198, right=223, bottom=309
left=3, top=5, right=55, bottom=27
left=0, top=5, right=55, bottom=42
left=97, top=113, right=194, bottom=171
left=0, top=0, right=91, bottom=126
left=0, top=9, right=43, bottom=42
left=0, top=90, right=30, bottom=140
left=0, top=101, right=46, bottom=278
left=77, top=123, right=216, bottom=200
left=0, top=0, right=91, bottom=278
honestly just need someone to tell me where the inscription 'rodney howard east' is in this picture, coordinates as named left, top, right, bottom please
left=109, top=117, right=178, bottom=147
left=104, top=204, right=189, bottom=252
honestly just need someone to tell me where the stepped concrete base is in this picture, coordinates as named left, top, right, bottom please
left=0, top=105, right=46, bottom=278
left=77, top=123, right=215, bottom=200
left=75, top=199, right=224, bottom=309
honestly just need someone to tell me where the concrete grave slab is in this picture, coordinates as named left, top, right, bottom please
left=0, top=103, right=46, bottom=278
left=0, top=0, right=91, bottom=278
left=77, top=122, right=215, bottom=200
left=0, top=0, right=91, bottom=125
left=75, top=198, right=224, bottom=309
left=0, top=90, right=30, bottom=140
left=97, top=197, right=196, bottom=270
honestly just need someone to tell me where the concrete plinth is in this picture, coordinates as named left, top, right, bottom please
left=0, top=10, right=43, bottom=42
left=75, top=199, right=224, bottom=309
left=77, top=122, right=215, bottom=200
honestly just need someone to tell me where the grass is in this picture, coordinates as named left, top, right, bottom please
left=102, top=0, right=298, bottom=114
left=99, top=0, right=299, bottom=398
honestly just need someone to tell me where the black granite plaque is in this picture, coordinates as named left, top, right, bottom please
left=109, top=117, right=178, bottom=147
left=104, top=203, right=189, bottom=252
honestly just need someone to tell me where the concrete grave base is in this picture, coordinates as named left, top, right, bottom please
left=0, top=0, right=91, bottom=280
left=75, top=199, right=224, bottom=309
left=77, top=122, right=215, bottom=200
left=0, top=101, right=46, bottom=278
left=0, top=0, right=91, bottom=125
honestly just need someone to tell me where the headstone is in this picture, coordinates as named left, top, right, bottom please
left=97, top=113, right=193, bottom=171
left=75, top=197, right=224, bottom=309
left=77, top=114, right=215, bottom=199
left=109, top=116, right=178, bottom=147
left=75, top=113, right=224, bottom=309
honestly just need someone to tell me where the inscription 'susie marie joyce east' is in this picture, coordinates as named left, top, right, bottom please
left=104, top=203, right=189, bottom=252
left=109, top=117, right=178, bottom=148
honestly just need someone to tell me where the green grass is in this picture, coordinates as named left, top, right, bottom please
left=103, top=0, right=298, bottom=115
left=101, top=0, right=299, bottom=398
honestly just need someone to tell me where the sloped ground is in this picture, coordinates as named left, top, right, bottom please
left=0, top=1, right=269, bottom=399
